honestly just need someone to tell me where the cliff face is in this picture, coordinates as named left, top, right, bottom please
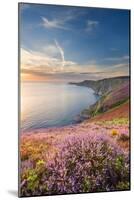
left=84, top=82, right=130, bottom=117
left=70, top=76, right=130, bottom=119
left=70, top=76, right=129, bottom=95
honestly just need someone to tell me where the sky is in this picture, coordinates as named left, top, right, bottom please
left=20, top=3, right=130, bottom=82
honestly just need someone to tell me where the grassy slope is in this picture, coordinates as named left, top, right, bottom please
left=82, top=82, right=129, bottom=117
left=89, top=100, right=129, bottom=122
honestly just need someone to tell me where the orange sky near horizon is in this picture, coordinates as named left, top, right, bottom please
left=21, top=73, right=51, bottom=82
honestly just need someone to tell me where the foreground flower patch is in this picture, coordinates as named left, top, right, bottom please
left=20, top=128, right=129, bottom=196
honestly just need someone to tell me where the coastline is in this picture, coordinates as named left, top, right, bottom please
left=20, top=81, right=130, bottom=195
left=21, top=100, right=129, bottom=146
left=21, top=76, right=130, bottom=135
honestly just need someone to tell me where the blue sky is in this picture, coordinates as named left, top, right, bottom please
left=20, top=3, right=130, bottom=82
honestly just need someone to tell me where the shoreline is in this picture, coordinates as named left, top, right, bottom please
left=21, top=76, right=129, bottom=135
left=21, top=100, right=129, bottom=138
left=21, top=85, right=100, bottom=134
left=21, top=83, right=100, bottom=134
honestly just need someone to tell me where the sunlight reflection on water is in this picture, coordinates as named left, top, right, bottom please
left=21, top=82, right=98, bottom=132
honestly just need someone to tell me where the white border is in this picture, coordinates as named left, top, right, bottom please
left=0, top=0, right=133, bottom=199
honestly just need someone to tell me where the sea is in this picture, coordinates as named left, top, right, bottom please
left=21, top=82, right=98, bottom=132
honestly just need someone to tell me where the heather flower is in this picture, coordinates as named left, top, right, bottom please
left=20, top=124, right=129, bottom=196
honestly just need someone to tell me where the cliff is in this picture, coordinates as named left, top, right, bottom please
left=70, top=76, right=129, bottom=95
left=82, top=82, right=130, bottom=117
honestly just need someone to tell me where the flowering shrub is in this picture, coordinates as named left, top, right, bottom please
left=20, top=132, right=129, bottom=196
left=118, top=133, right=129, bottom=142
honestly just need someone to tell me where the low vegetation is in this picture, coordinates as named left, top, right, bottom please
left=20, top=77, right=130, bottom=196
left=20, top=115, right=130, bottom=196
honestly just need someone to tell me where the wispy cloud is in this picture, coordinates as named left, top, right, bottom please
left=54, top=40, right=65, bottom=69
left=111, top=63, right=129, bottom=69
left=42, top=44, right=59, bottom=57
left=41, top=10, right=77, bottom=30
left=21, top=47, right=99, bottom=75
left=41, top=17, right=69, bottom=30
left=41, top=9, right=98, bottom=32
left=86, top=20, right=99, bottom=32
left=103, top=55, right=129, bottom=62
left=21, top=46, right=76, bottom=74
left=21, top=44, right=129, bottom=82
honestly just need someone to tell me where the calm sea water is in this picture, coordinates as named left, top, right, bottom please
left=21, top=82, right=98, bottom=132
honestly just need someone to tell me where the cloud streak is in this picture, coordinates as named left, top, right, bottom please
left=103, top=55, right=129, bottom=62
left=42, top=17, right=70, bottom=30
left=86, top=20, right=99, bottom=32
left=21, top=46, right=129, bottom=82
left=41, top=8, right=84, bottom=31
left=54, top=40, right=65, bottom=69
